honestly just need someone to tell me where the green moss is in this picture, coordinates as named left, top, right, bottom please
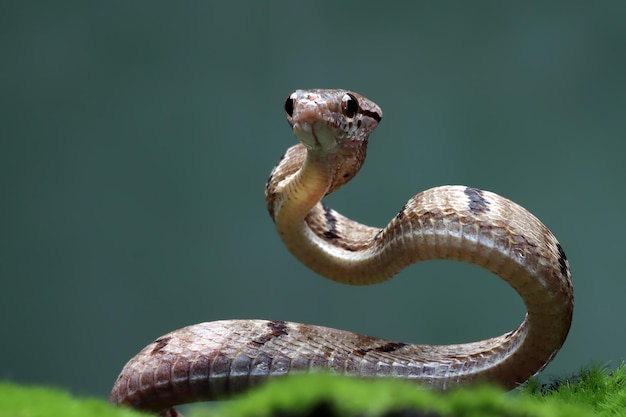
left=0, top=382, right=149, bottom=417
left=2, top=364, right=625, bottom=417
left=194, top=373, right=596, bottom=417
left=522, top=363, right=626, bottom=416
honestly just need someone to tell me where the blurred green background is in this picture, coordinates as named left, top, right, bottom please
left=1, top=1, right=624, bottom=402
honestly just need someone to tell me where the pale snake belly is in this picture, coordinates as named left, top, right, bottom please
left=110, top=89, right=574, bottom=415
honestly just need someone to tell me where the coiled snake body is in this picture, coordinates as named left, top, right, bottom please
left=110, top=89, right=574, bottom=415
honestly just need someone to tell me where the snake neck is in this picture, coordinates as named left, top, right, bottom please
left=272, top=148, right=335, bottom=243
left=267, top=143, right=389, bottom=285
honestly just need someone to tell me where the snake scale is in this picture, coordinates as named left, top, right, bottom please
left=110, top=89, right=574, bottom=415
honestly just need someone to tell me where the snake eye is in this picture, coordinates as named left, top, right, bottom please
left=341, top=93, right=359, bottom=119
left=284, top=95, right=295, bottom=117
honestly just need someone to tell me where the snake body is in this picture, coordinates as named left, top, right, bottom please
left=110, top=89, right=573, bottom=414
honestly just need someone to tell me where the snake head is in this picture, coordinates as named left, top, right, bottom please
left=284, top=89, right=382, bottom=154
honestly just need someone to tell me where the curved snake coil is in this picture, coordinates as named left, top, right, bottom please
left=110, top=89, right=574, bottom=415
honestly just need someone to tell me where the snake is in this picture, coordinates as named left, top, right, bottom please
left=110, top=89, right=574, bottom=415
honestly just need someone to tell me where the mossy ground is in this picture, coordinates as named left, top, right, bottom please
left=0, top=382, right=150, bottom=417
left=2, top=364, right=624, bottom=417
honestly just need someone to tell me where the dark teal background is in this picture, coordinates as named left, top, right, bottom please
left=2, top=1, right=624, bottom=402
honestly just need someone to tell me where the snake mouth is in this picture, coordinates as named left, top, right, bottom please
left=294, top=120, right=340, bottom=152
left=288, top=91, right=348, bottom=152
left=294, top=121, right=320, bottom=148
